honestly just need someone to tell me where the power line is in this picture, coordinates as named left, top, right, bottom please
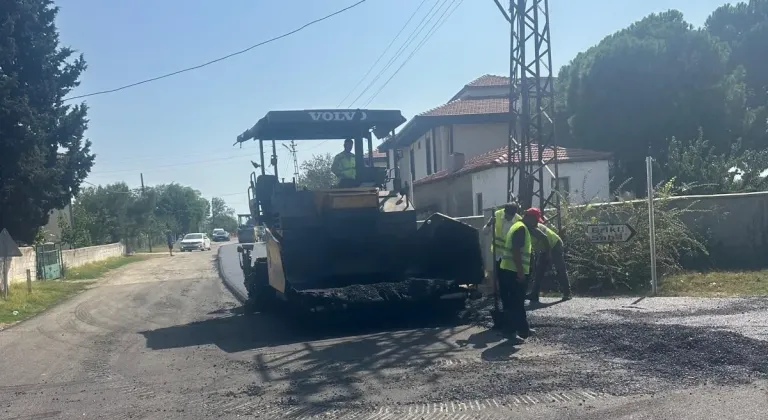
left=335, top=0, right=430, bottom=108
left=347, top=0, right=445, bottom=108
left=90, top=153, right=248, bottom=175
left=305, top=0, right=440, bottom=153
left=98, top=143, right=259, bottom=165
left=63, top=0, right=370, bottom=102
left=362, top=0, right=464, bottom=107
left=282, top=141, right=300, bottom=182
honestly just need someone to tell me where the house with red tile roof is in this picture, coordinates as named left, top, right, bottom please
left=377, top=75, right=612, bottom=217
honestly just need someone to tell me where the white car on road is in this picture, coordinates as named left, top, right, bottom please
left=179, top=233, right=211, bottom=252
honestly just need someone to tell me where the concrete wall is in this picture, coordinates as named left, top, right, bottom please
left=1, top=247, right=37, bottom=284
left=61, top=243, right=125, bottom=270
left=421, top=191, right=768, bottom=271
left=1, top=242, right=126, bottom=285
left=601, top=191, right=768, bottom=268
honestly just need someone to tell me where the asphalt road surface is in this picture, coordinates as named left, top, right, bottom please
left=0, top=244, right=766, bottom=419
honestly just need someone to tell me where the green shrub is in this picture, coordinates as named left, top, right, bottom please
left=559, top=179, right=710, bottom=293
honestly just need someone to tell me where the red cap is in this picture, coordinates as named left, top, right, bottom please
left=524, top=207, right=545, bottom=223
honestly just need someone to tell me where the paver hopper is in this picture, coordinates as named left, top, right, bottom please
left=233, top=109, right=484, bottom=314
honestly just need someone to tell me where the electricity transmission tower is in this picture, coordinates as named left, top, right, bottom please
left=497, top=0, right=562, bottom=231
left=282, top=141, right=300, bottom=183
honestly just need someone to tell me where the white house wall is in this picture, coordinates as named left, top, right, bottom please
left=451, top=123, right=508, bottom=161
left=400, top=122, right=509, bottom=185
left=470, top=160, right=611, bottom=215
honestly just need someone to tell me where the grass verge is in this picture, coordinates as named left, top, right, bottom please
left=0, top=281, right=91, bottom=325
left=64, top=255, right=151, bottom=280
left=660, top=269, right=768, bottom=297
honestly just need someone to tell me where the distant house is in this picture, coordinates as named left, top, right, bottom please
left=366, top=150, right=388, bottom=168
left=41, top=203, right=73, bottom=244
left=378, top=74, right=612, bottom=217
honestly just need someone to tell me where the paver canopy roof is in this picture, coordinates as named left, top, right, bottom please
left=236, top=109, right=406, bottom=142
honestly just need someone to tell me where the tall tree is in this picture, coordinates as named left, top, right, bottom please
left=74, top=183, right=133, bottom=244
left=154, top=184, right=210, bottom=233
left=559, top=11, right=743, bottom=194
left=210, top=196, right=235, bottom=229
left=706, top=0, right=768, bottom=150
left=0, top=0, right=94, bottom=243
left=297, top=154, right=336, bottom=190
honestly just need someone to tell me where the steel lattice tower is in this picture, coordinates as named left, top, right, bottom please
left=501, top=0, right=561, bottom=231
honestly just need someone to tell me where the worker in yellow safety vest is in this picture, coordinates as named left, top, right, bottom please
left=331, top=139, right=356, bottom=187
left=524, top=208, right=572, bottom=303
left=497, top=208, right=541, bottom=341
left=483, top=201, right=522, bottom=266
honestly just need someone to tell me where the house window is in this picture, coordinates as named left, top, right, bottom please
left=409, top=148, right=415, bottom=181
left=475, top=193, right=483, bottom=216
left=551, top=177, right=571, bottom=196
left=425, top=134, right=433, bottom=175
left=431, top=129, right=438, bottom=172
left=448, top=125, right=454, bottom=155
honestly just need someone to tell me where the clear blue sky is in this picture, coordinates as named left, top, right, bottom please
left=56, top=0, right=728, bottom=214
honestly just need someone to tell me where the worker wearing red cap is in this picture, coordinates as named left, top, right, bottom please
left=524, top=208, right=572, bottom=302
left=497, top=207, right=543, bottom=340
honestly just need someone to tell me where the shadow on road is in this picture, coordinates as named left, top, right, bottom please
left=140, top=305, right=475, bottom=354
left=140, top=305, right=480, bottom=406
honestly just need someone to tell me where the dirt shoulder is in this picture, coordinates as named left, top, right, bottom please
left=0, top=254, right=156, bottom=329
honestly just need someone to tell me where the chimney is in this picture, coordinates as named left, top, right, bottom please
left=449, top=153, right=465, bottom=172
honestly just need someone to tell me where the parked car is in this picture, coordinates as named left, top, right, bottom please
left=212, top=228, right=229, bottom=242
left=179, top=233, right=211, bottom=251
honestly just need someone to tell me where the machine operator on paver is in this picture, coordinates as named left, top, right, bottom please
left=233, top=108, right=484, bottom=316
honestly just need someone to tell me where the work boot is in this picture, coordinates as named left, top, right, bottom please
left=501, top=329, right=525, bottom=345
left=561, top=294, right=572, bottom=301
left=526, top=294, right=539, bottom=304
left=519, top=328, right=536, bottom=339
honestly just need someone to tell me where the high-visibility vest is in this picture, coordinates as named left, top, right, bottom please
left=491, top=209, right=521, bottom=253
left=334, top=152, right=356, bottom=180
left=533, top=223, right=562, bottom=251
left=500, top=221, right=532, bottom=274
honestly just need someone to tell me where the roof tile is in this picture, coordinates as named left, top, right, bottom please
left=420, top=97, right=508, bottom=117
left=414, top=145, right=612, bottom=186
left=367, top=150, right=386, bottom=159
left=466, top=74, right=510, bottom=87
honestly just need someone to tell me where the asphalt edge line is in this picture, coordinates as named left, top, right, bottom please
left=216, top=245, right=248, bottom=304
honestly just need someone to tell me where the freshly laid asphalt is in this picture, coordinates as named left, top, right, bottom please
left=217, top=241, right=264, bottom=302
left=215, top=242, right=768, bottom=418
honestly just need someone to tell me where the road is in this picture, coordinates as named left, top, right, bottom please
left=0, top=243, right=764, bottom=419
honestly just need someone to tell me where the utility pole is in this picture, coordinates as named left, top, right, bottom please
left=498, top=0, right=561, bottom=231
left=282, top=141, right=300, bottom=183
left=211, top=197, right=217, bottom=230
left=140, top=173, right=152, bottom=252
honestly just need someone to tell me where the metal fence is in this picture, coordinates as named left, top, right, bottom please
left=35, top=243, right=62, bottom=280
